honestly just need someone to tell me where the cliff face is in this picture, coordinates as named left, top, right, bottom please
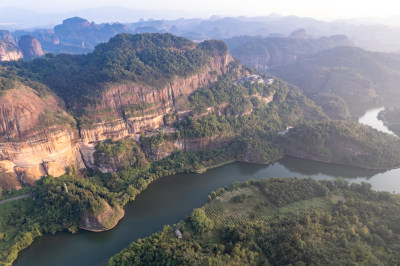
left=18, top=35, right=44, bottom=60
left=78, top=52, right=234, bottom=164
left=144, top=136, right=232, bottom=161
left=0, top=30, right=16, bottom=45
left=0, top=39, right=23, bottom=61
left=0, top=40, right=237, bottom=189
left=79, top=201, right=125, bottom=232
left=0, top=85, right=84, bottom=189
left=53, top=17, right=129, bottom=51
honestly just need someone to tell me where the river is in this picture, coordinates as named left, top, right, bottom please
left=14, top=107, right=400, bottom=266
left=359, top=107, right=396, bottom=135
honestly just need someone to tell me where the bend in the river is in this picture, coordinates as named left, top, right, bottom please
left=15, top=107, right=400, bottom=266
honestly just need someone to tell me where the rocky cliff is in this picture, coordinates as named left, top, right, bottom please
left=18, top=35, right=44, bottom=59
left=0, top=84, right=84, bottom=189
left=0, top=30, right=16, bottom=45
left=0, top=39, right=23, bottom=61
left=78, top=51, right=234, bottom=165
left=79, top=201, right=124, bottom=232
left=0, top=34, right=242, bottom=189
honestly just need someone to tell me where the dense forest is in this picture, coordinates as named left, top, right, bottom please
left=109, top=177, right=400, bottom=265
left=271, top=46, right=400, bottom=116
left=280, top=120, right=400, bottom=169
left=3, top=33, right=224, bottom=108
left=378, top=108, right=400, bottom=136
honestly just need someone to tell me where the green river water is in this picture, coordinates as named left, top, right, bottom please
left=14, top=107, right=400, bottom=265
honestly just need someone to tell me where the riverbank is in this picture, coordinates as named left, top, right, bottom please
left=109, top=177, right=400, bottom=266
left=285, top=154, right=400, bottom=170
left=11, top=107, right=400, bottom=265
left=377, top=108, right=400, bottom=137
left=14, top=156, right=400, bottom=266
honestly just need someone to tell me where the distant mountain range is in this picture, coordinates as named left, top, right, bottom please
left=1, top=11, right=400, bottom=54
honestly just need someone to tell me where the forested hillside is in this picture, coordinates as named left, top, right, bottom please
left=225, top=33, right=353, bottom=69
left=279, top=120, right=400, bottom=169
left=109, top=177, right=400, bottom=265
left=379, top=108, right=400, bottom=136
left=2, top=33, right=400, bottom=264
left=272, top=46, right=400, bottom=115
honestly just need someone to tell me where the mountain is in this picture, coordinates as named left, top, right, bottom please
left=224, top=31, right=354, bottom=70
left=0, top=33, right=235, bottom=190
left=0, top=30, right=16, bottom=44
left=3, top=33, right=400, bottom=265
left=3, top=33, right=400, bottom=191
left=279, top=120, right=400, bottom=169
left=271, top=46, right=400, bottom=115
left=3, top=14, right=400, bottom=58
left=13, top=17, right=132, bottom=54
left=0, top=7, right=193, bottom=30
left=0, top=39, right=23, bottom=61
left=17, top=35, right=44, bottom=59
left=0, top=76, right=81, bottom=189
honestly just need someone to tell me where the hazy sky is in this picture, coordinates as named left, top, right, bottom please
left=2, top=0, right=400, bottom=20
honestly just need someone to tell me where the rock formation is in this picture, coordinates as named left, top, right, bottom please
left=0, top=35, right=240, bottom=190
left=18, top=35, right=44, bottom=59
left=0, top=84, right=84, bottom=189
left=0, top=39, right=23, bottom=61
left=0, top=30, right=16, bottom=45
left=79, top=201, right=124, bottom=232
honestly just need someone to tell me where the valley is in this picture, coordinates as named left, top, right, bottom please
left=0, top=19, right=400, bottom=265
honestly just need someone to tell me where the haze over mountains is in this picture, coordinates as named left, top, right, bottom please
left=3, top=4, right=400, bottom=265
left=1, top=8, right=400, bottom=54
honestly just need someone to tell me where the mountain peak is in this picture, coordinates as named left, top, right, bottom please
left=60, top=17, right=92, bottom=30
left=18, top=35, right=44, bottom=59
left=289, top=29, right=308, bottom=39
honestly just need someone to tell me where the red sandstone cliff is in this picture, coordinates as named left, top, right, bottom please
left=0, top=47, right=238, bottom=189
left=0, top=84, right=84, bottom=189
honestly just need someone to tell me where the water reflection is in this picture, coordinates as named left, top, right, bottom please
left=279, top=156, right=385, bottom=179
left=14, top=107, right=400, bottom=266
left=15, top=159, right=400, bottom=266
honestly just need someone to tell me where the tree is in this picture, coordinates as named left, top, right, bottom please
left=189, top=208, right=214, bottom=233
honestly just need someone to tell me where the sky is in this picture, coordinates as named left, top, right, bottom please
left=1, top=0, right=400, bottom=20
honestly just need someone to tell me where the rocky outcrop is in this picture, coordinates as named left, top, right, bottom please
left=54, top=17, right=129, bottom=50
left=0, top=39, right=23, bottom=61
left=144, top=136, right=232, bottom=161
left=0, top=43, right=237, bottom=188
left=18, top=35, right=44, bottom=59
left=0, top=130, right=85, bottom=187
left=0, top=30, right=16, bottom=45
left=79, top=201, right=124, bottom=232
left=289, top=29, right=308, bottom=39
left=78, top=51, right=234, bottom=164
left=0, top=85, right=84, bottom=188
left=0, top=85, right=66, bottom=141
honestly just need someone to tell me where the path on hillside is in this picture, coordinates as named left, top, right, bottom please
left=0, top=194, right=32, bottom=205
